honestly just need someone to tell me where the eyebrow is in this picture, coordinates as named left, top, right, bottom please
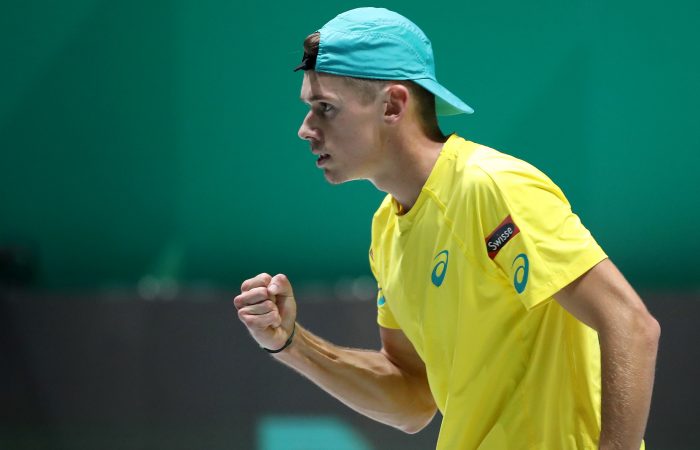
left=300, top=94, right=337, bottom=103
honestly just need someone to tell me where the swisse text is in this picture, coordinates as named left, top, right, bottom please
left=485, top=215, right=520, bottom=259
left=488, top=226, right=514, bottom=252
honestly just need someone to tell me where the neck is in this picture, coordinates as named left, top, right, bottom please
left=370, top=129, right=449, bottom=213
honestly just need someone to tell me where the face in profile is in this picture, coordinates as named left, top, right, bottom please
left=298, top=72, right=388, bottom=185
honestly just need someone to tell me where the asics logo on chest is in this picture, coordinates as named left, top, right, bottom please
left=431, top=250, right=449, bottom=287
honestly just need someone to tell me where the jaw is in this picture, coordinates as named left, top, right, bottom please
left=321, top=167, right=348, bottom=185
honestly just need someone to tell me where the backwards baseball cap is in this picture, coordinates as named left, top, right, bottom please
left=294, top=7, right=473, bottom=116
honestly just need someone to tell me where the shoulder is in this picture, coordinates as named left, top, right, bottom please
left=433, top=138, right=530, bottom=199
left=438, top=139, right=572, bottom=231
left=459, top=142, right=564, bottom=202
left=470, top=144, right=551, bottom=184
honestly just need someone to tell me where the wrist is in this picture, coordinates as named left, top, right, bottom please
left=263, top=323, right=296, bottom=354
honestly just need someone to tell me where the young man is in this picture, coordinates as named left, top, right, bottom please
left=234, top=7, right=659, bottom=450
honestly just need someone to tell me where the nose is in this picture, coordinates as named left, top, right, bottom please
left=297, top=110, right=320, bottom=142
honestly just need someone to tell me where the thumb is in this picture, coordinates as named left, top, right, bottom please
left=268, top=273, right=294, bottom=298
left=267, top=274, right=297, bottom=331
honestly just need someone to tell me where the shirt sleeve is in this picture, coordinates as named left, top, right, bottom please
left=474, top=159, right=608, bottom=310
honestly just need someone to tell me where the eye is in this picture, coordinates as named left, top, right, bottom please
left=319, top=102, right=334, bottom=114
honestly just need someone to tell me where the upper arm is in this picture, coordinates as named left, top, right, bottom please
left=553, top=258, right=659, bottom=334
left=379, top=326, right=428, bottom=378
left=379, top=326, right=437, bottom=420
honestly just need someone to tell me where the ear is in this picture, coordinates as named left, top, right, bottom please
left=383, top=83, right=410, bottom=124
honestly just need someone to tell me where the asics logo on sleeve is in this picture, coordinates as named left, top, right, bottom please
left=377, top=288, right=386, bottom=306
left=511, top=253, right=529, bottom=293
left=431, top=250, right=449, bottom=287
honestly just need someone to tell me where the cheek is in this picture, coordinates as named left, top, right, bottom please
left=324, top=120, right=353, bottom=145
left=336, top=117, right=375, bottom=142
left=326, top=108, right=380, bottom=151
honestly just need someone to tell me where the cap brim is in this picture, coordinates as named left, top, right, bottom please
left=413, top=78, right=474, bottom=116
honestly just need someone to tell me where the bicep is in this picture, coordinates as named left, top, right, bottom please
left=379, top=326, right=427, bottom=379
left=553, top=258, right=654, bottom=333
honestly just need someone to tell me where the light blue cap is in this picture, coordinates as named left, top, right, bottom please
left=315, top=7, right=473, bottom=116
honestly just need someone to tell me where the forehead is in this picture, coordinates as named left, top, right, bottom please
left=299, top=72, right=350, bottom=103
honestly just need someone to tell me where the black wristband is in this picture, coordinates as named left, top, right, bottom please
left=263, top=323, right=296, bottom=354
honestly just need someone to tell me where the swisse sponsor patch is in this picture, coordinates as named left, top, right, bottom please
left=485, top=215, right=520, bottom=259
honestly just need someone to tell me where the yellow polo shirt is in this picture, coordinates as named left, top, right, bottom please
left=369, top=134, right=629, bottom=449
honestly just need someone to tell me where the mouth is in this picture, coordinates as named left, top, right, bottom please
left=316, top=153, right=331, bottom=167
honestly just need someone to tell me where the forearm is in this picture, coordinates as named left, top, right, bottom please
left=273, top=323, right=436, bottom=433
left=598, top=316, right=660, bottom=450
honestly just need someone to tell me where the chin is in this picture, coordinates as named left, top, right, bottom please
left=323, top=170, right=347, bottom=185
left=322, top=167, right=364, bottom=185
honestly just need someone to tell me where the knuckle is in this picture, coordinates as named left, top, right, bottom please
left=241, top=273, right=273, bottom=292
left=240, top=313, right=257, bottom=328
left=248, top=287, right=268, bottom=302
left=253, top=286, right=268, bottom=295
left=273, top=273, right=287, bottom=283
left=271, top=311, right=281, bottom=324
left=238, top=288, right=268, bottom=306
left=235, top=293, right=252, bottom=308
left=252, top=302, right=273, bottom=315
left=257, top=313, right=271, bottom=326
left=264, top=311, right=280, bottom=326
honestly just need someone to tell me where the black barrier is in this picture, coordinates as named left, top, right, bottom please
left=0, top=290, right=698, bottom=449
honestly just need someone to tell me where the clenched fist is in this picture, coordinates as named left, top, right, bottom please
left=234, top=273, right=297, bottom=352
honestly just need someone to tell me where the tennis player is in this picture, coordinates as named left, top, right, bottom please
left=234, top=7, right=659, bottom=449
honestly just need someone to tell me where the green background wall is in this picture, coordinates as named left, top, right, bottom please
left=2, top=0, right=698, bottom=290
